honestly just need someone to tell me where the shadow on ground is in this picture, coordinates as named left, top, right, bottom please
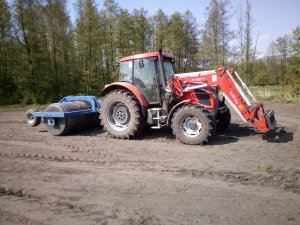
left=139, top=127, right=174, bottom=141
left=261, top=127, right=293, bottom=143
left=71, top=126, right=105, bottom=137
left=213, top=124, right=293, bottom=145
left=39, top=122, right=293, bottom=144
left=39, top=125, right=105, bottom=137
left=211, top=123, right=256, bottom=145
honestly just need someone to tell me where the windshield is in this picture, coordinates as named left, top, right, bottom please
left=163, top=59, right=175, bottom=80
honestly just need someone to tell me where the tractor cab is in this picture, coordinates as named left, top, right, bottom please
left=118, top=52, right=174, bottom=105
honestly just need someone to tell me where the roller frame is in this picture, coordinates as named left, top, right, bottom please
left=32, top=96, right=100, bottom=126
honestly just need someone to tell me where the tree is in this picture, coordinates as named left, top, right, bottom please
left=13, top=0, right=49, bottom=103
left=115, top=9, right=134, bottom=57
left=0, top=0, right=19, bottom=104
left=265, top=41, right=280, bottom=85
left=262, top=26, right=300, bottom=97
left=132, top=8, right=151, bottom=53
left=182, top=10, right=199, bottom=72
left=292, top=26, right=300, bottom=56
left=101, top=0, right=120, bottom=83
left=236, top=0, right=258, bottom=83
left=199, top=0, right=233, bottom=69
left=167, top=12, right=185, bottom=72
left=152, top=9, right=169, bottom=51
left=275, top=35, right=291, bottom=84
left=42, top=0, right=73, bottom=98
left=76, top=0, right=102, bottom=94
left=287, top=26, right=300, bottom=97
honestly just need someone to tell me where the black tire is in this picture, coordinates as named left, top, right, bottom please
left=25, top=109, right=41, bottom=127
left=100, top=90, right=144, bottom=139
left=216, top=107, right=231, bottom=132
left=171, top=105, right=216, bottom=145
left=44, top=104, right=69, bottom=136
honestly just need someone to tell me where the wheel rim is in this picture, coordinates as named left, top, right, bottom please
left=107, top=101, right=130, bottom=131
left=180, top=116, right=202, bottom=138
left=27, top=113, right=35, bottom=125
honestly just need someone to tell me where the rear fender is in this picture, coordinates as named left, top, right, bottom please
left=100, top=82, right=149, bottom=108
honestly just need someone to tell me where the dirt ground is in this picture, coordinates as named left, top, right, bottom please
left=0, top=103, right=300, bottom=225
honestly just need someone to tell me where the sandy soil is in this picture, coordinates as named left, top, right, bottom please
left=0, top=103, right=299, bottom=225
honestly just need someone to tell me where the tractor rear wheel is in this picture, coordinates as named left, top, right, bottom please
left=172, top=105, right=216, bottom=145
left=216, top=107, right=231, bottom=132
left=100, top=90, right=144, bottom=139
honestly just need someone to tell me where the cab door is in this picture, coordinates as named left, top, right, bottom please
left=133, top=57, right=160, bottom=105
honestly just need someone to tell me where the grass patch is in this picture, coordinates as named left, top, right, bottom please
left=250, top=86, right=300, bottom=104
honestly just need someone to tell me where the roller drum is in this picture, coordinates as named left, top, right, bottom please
left=45, top=101, right=100, bottom=136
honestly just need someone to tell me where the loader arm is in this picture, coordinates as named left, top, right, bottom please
left=172, top=67, right=276, bottom=132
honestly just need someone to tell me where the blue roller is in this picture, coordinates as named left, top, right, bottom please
left=25, top=96, right=101, bottom=136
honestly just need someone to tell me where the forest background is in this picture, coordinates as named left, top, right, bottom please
left=0, top=0, right=299, bottom=105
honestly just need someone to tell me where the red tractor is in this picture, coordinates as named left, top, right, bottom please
left=100, top=50, right=276, bottom=145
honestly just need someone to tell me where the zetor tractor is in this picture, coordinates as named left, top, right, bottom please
left=100, top=50, right=276, bottom=145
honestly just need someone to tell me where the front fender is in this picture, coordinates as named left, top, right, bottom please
left=167, top=100, right=192, bottom=126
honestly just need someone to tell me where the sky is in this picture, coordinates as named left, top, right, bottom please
left=67, top=0, right=300, bottom=57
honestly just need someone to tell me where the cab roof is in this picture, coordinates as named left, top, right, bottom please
left=120, top=51, right=174, bottom=62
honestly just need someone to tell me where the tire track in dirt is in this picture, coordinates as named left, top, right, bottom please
left=2, top=150, right=299, bottom=195
left=0, top=186, right=162, bottom=225
left=0, top=138, right=80, bottom=151
left=0, top=120, right=24, bottom=124
left=0, top=138, right=120, bottom=160
left=0, top=151, right=111, bottom=164
left=0, top=186, right=95, bottom=214
left=0, top=151, right=165, bottom=167
left=0, top=187, right=108, bottom=224
left=0, top=152, right=166, bottom=172
left=166, top=168, right=300, bottom=194
left=0, top=185, right=159, bottom=225
left=0, top=210, right=46, bottom=225
left=0, top=187, right=33, bottom=198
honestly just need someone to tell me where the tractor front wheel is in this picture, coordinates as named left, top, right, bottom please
left=172, top=105, right=216, bottom=145
left=100, top=90, right=144, bottom=139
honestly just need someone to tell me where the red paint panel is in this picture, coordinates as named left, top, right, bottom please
left=179, top=89, right=216, bottom=110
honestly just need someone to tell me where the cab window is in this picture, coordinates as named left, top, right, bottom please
left=133, top=58, right=156, bottom=88
left=133, top=57, right=159, bottom=104
left=119, top=60, right=133, bottom=82
left=163, top=59, right=175, bottom=80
